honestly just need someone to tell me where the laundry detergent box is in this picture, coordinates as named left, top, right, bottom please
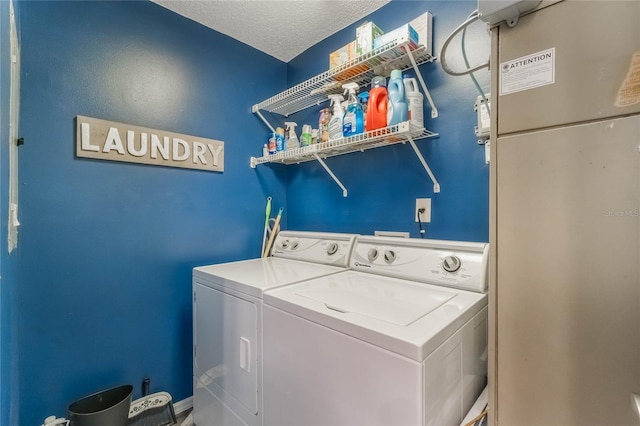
left=409, top=12, right=433, bottom=56
left=329, top=40, right=357, bottom=69
left=373, top=23, right=418, bottom=50
left=356, top=21, right=384, bottom=56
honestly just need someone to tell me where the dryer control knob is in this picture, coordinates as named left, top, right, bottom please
left=367, top=248, right=379, bottom=262
left=290, top=241, right=299, bottom=250
left=383, top=250, right=396, bottom=264
left=280, top=239, right=290, bottom=249
left=327, top=242, right=339, bottom=255
left=443, top=255, right=462, bottom=273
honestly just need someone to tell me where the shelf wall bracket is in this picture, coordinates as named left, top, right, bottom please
left=313, top=153, right=348, bottom=197
left=403, top=43, right=439, bottom=119
left=253, top=107, right=275, bottom=133
left=407, top=135, right=440, bottom=193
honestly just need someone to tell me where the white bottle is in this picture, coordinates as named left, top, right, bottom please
left=403, top=77, right=424, bottom=128
left=328, top=95, right=345, bottom=140
left=284, top=122, right=299, bottom=150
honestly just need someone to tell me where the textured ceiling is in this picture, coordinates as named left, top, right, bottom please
left=151, top=0, right=390, bottom=62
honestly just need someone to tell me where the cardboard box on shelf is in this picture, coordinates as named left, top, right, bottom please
left=409, top=12, right=433, bottom=56
left=373, top=24, right=419, bottom=50
left=356, top=21, right=384, bottom=56
left=329, top=41, right=357, bottom=69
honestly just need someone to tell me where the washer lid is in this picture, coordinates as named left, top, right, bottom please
left=264, top=270, right=487, bottom=361
left=296, top=279, right=455, bottom=326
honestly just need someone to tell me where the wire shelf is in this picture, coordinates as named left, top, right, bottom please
left=250, top=122, right=437, bottom=167
left=252, top=39, right=435, bottom=117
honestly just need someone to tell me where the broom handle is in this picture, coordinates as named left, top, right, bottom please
left=263, top=208, right=283, bottom=258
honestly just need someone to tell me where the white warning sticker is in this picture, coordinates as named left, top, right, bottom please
left=500, top=48, right=555, bottom=96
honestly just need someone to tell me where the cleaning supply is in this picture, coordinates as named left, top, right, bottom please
left=300, top=124, right=312, bottom=147
left=284, top=122, right=299, bottom=150
left=358, top=92, right=369, bottom=115
left=404, top=77, right=424, bottom=128
left=262, top=144, right=268, bottom=157
left=366, top=75, right=388, bottom=131
left=358, top=92, right=369, bottom=129
left=275, top=127, right=285, bottom=152
left=387, top=69, right=408, bottom=126
left=267, top=133, right=276, bottom=155
left=328, top=95, right=344, bottom=140
left=342, top=82, right=364, bottom=137
left=319, top=108, right=331, bottom=143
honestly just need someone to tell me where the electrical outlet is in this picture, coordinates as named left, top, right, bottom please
left=415, top=198, right=431, bottom=222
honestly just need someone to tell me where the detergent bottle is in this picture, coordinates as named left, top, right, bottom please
left=404, top=77, right=424, bottom=128
left=387, top=70, right=408, bottom=126
left=366, top=75, right=388, bottom=131
left=358, top=92, right=369, bottom=130
left=284, top=122, right=299, bottom=150
left=328, top=95, right=345, bottom=140
left=342, top=82, right=364, bottom=137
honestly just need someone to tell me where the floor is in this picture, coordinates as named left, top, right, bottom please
left=175, top=408, right=192, bottom=425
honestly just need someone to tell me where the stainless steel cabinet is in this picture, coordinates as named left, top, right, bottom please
left=491, top=1, right=640, bottom=424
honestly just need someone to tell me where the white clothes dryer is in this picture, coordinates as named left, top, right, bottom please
left=192, top=231, right=357, bottom=426
left=263, top=235, right=489, bottom=426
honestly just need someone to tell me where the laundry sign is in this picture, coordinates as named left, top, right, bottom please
left=76, top=115, right=224, bottom=172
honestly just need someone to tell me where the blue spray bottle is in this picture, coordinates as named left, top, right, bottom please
left=342, top=82, right=364, bottom=137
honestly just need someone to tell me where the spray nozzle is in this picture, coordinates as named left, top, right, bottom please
left=284, top=122, right=297, bottom=137
left=328, top=95, right=344, bottom=106
left=342, top=82, right=359, bottom=96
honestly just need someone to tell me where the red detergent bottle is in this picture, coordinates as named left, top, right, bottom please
left=366, top=76, right=387, bottom=131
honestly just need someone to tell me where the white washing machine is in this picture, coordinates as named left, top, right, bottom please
left=192, top=231, right=357, bottom=426
left=263, top=235, right=489, bottom=426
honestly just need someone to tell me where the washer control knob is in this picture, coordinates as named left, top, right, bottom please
left=290, top=241, right=299, bottom=250
left=280, top=239, right=290, bottom=249
left=383, top=250, right=396, bottom=264
left=327, top=242, right=339, bottom=256
left=443, top=255, right=462, bottom=273
left=367, top=248, right=379, bottom=262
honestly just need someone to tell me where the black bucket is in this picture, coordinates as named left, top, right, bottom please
left=68, top=384, right=133, bottom=426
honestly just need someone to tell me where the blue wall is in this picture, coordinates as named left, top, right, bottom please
left=17, top=1, right=286, bottom=424
left=284, top=0, right=490, bottom=242
left=10, top=0, right=489, bottom=424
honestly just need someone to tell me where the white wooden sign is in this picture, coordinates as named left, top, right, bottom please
left=76, top=115, right=224, bottom=172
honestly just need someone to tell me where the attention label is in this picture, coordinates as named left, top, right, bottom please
left=500, top=48, right=555, bottom=96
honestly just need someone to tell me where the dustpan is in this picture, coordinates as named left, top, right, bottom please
left=127, top=391, right=177, bottom=426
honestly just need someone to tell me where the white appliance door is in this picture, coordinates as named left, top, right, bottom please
left=495, top=115, right=640, bottom=425
left=194, top=283, right=258, bottom=415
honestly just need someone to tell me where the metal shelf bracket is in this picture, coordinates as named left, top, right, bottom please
left=407, top=135, right=440, bottom=193
left=402, top=42, right=438, bottom=119
left=253, top=108, right=275, bottom=133
left=313, top=153, right=348, bottom=197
